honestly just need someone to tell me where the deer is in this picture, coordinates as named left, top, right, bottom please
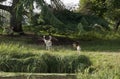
left=43, top=35, right=52, bottom=50
left=73, top=41, right=81, bottom=54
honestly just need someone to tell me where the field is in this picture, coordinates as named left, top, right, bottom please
left=0, top=35, right=120, bottom=79
left=0, top=0, right=120, bottom=79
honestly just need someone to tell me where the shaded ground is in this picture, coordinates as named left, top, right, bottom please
left=0, top=34, right=120, bottom=52
left=0, top=34, right=75, bottom=45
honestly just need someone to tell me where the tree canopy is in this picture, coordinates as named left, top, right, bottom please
left=0, top=0, right=120, bottom=35
left=79, top=0, right=120, bottom=31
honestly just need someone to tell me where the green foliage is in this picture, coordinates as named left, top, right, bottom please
left=75, top=30, right=120, bottom=41
left=24, top=25, right=56, bottom=35
left=24, top=4, right=66, bottom=34
left=80, top=15, right=109, bottom=31
left=79, top=0, right=120, bottom=31
left=54, top=10, right=82, bottom=24
left=77, top=66, right=120, bottom=79
left=0, top=14, right=6, bottom=27
left=106, top=0, right=120, bottom=9
left=91, top=0, right=107, bottom=17
left=76, top=23, right=85, bottom=35
left=2, top=26, right=13, bottom=35
left=79, top=0, right=107, bottom=17
left=78, top=31, right=102, bottom=40
left=104, top=0, right=120, bottom=25
left=40, top=6, right=65, bottom=34
left=53, top=10, right=109, bottom=36
left=10, top=0, right=111, bottom=35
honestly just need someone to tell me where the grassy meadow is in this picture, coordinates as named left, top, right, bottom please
left=0, top=34, right=120, bottom=79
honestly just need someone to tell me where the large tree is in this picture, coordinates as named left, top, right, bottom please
left=0, top=0, right=25, bottom=35
left=79, top=0, right=107, bottom=17
left=79, top=0, right=120, bottom=31
left=21, top=0, right=66, bottom=34
left=0, top=0, right=66, bottom=35
left=105, top=0, right=120, bottom=31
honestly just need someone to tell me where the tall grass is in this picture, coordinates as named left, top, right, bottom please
left=0, top=52, right=91, bottom=73
left=0, top=33, right=120, bottom=79
left=77, top=52, right=120, bottom=79
left=77, top=66, right=120, bottom=79
left=0, top=41, right=91, bottom=73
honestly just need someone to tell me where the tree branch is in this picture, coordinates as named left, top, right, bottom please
left=0, top=0, right=7, bottom=2
left=0, top=4, right=11, bottom=12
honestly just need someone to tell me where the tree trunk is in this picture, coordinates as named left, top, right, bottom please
left=115, top=20, right=120, bottom=32
left=0, top=0, right=25, bottom=35
left=10, top=13, right=24, bottom=35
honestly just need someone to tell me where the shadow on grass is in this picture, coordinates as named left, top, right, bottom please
left=0, top=35, right=120, bottom=52
left=80, top=40, right=120, bottom=52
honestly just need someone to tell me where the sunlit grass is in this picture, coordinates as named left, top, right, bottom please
left=77, top=52, right=120, bottom=79
left=0, top=40, right=79, bottom=56
left=0, top=36, right=120, bottom=78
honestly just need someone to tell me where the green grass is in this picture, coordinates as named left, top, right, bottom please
left=77, top=52, right=120, bottom=79
left=0, top=36, right=120, bottom=78
left=0, top=36, right=92, bottom=73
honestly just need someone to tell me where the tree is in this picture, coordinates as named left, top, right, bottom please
left=79, top=0, right=120, bottom=31
left=20, top=0, right=66, bottom=34
left=0, top=0, right=66, bottom=35
left=79, top=0, right=107, bottom=17
left=105, top=0, right=120, bottom=31
left=79, top=0, right=94, bottom=15
left=0, top=0, right=25, bottom=35
left=0, top=0, right=8, bottom=26
left=76, top=0, right=109, bottom=31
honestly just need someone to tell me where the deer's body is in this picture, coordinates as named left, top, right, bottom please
left=43, top=36, right=52, bottom=50
left=73, top=41, right=81, bottom=54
